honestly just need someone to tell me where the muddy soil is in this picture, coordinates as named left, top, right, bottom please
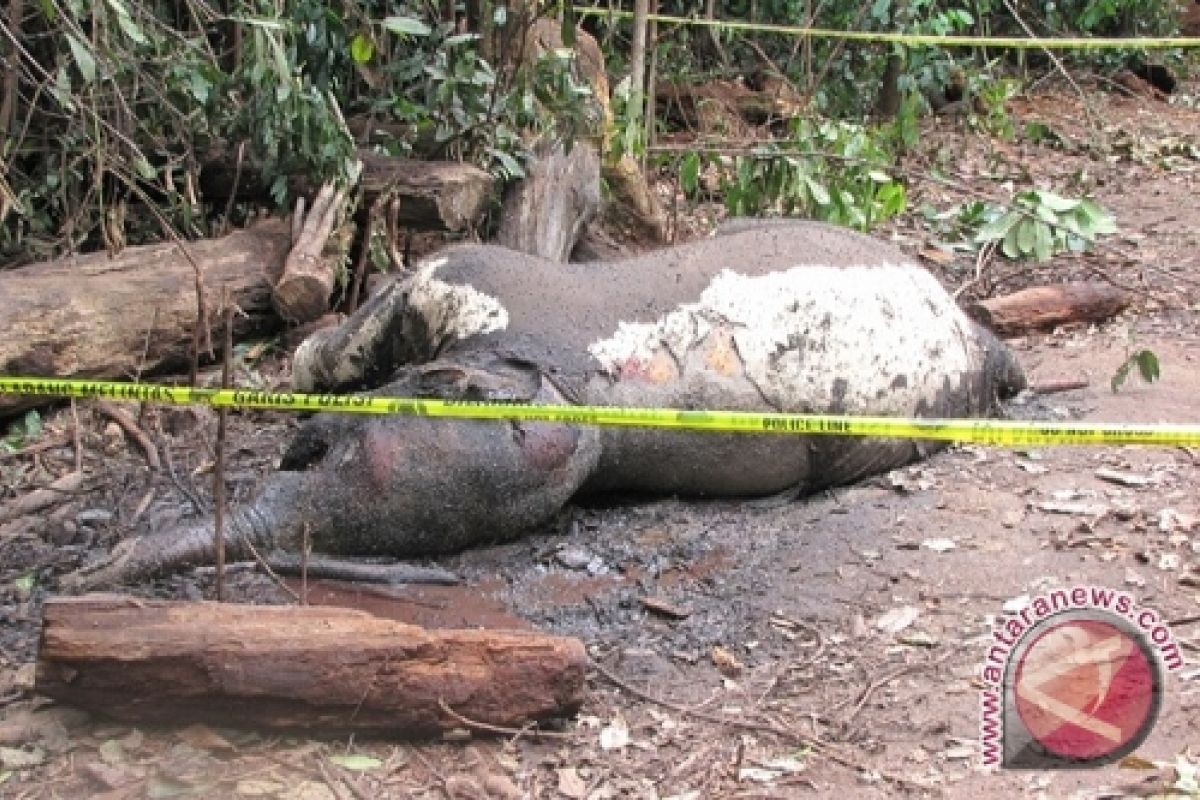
left=1, top=82, right=1199, bottom=798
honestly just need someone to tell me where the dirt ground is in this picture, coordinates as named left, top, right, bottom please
left=2, top=79, right=1200, bottom=798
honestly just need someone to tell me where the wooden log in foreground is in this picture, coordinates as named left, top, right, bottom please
left=36, top=596, right=587, bottom=735
left=968, top=282, right=1130, bottom=335
left=0, top=222, right=292, bottom=416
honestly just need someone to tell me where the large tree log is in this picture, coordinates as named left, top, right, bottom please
left=199, top=151, right=495, bottom=233
left=0, top=222, right=291, bottom=416
left=36, top=596, right=588, bottom=735
left=968, top=282, right=1129, bottom=335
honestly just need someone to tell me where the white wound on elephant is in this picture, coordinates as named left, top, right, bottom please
left=588, top=263, right=978, bottom=415
left=408, top=257, right=510, bottom=343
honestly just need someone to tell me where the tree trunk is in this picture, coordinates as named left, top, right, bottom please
left=875, top=48, right=904, bottom=119
left=629, top=0, right=649, bottom=137
left=36, top=595, right=588, bottom=736
left=968, top=283, right=1130, bottom=335
left=199, top=151, right=496, bottom=233
left=0, top=222, right=292, bottom=416
left=495, top=18, right=607, bottom=260
left=498, top=142, right=601, bottom=262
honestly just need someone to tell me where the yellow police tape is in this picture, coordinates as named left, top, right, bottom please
left=571, top=6, right=1200, bottom=49
left=3, top=376, right=1200, bottom=448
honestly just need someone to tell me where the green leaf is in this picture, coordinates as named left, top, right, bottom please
left=489, top=148, right=524, bottom=179
left=444, top=32, right=480, bottom=47
left=1078, top=200, right=1117, bottom=234
left=1035, top=191, right=1080, bottom=212
left=1016, top=219, right=1037, bottom=255
left=188, top=72, right=210, bottom=104
left=1135, top=349, right=1160, bottom=383
left=350, top=33, right=374, bottom=64
left=132, top=156, right=156, bottom=181
left=1032, top=203, right=1059, bottom=224
left=1033, top=220, right=1052, bottom=262
left=65, top=33, right=96, bottom=83
left=114, top=13, right=148, bottom=45
left=805, top=176, right=830, bottom=205
left=1001, top=223, right=1023, bottom=259
left=329, top=754, right=382, bottom=771
left=680, top=152, right=700, bottom=196
left=974, top=211, right=1019, bottom=243
left=383, top=16, right=431, bottom=36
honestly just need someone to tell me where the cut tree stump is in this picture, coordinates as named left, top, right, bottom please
left=498, top=141, right=601, bottom=262
left=968, top=282, right=1130, bottom=335
left=271, top=183, right=347, bottom=323
left=495, top=19, right=606, bottom=260
left=0, top=221, right=292, bottom=416
left=200, top=150, right=495, bottom=233
left=36, top=595, right=588, bottom=736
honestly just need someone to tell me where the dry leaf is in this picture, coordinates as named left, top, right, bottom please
left=599, top=718, right=629, bottom=751
left=556, top=767, right=588, bottom=799
left=874, top=606, right=920, bottom=634
left=711, top=645, right=743, bottom=677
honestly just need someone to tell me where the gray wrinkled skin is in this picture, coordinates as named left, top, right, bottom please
left=66, top=221, right=1026, bottom=588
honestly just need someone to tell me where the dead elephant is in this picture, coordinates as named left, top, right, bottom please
left=65, top=220, right=1025, bottom=589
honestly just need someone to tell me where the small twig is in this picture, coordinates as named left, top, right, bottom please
left=300, top=522, right=310, bottom=606
left=591, top=658, right=819, bottom=744
left=1031, top=378, right=1089, bottom=395
left=590, top=659, right=930, bottom=789
left=134, top=307, right=161, bottom=384
left=837, top=661, right=929, bottom=728
left=212, top=291, right=234, bottom=602
left=954, top=240, right=996, bottom=300
left=1000, top=0, right=1100, bottom=138
left=801, top=0, right=873, bottom=106
left=239, top=533, right=301, bottom=603
left=437, top=699, right=573, bottom=740
left=0, top=471, right=85, bottom=525
left=220, top=140, right=246, bottom=236
left=95, top=401, right=161, bottom=471
left=69, top=399, right=82, bottom=473
left=0, top=435, right=70, bottom=461
left=162, top=445, right=207, bottom=515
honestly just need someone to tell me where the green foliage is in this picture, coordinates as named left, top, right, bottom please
left=2, top=0, right=596, bottom=264
left=973, top=190, right=1117, bottom=261
left=1111, top=349, right=1161, bottom=392
left=679, top=118, right=906, bottom=230
left=965, top=76, right=1021, bottom=139
left=1, top=410, right=42, bottom=453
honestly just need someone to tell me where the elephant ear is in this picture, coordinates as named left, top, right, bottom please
left=375, top=355, right=543, bottom=403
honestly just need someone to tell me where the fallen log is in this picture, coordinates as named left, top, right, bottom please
left=968, top=282, right=1129, bottom=335
left=657, top=77, right=804, bottom=131
left=199, top=150, right=495, bottom=233
left=0, top=222, right=291, bottom=417
left=36, top=595, right=587, bottom=736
